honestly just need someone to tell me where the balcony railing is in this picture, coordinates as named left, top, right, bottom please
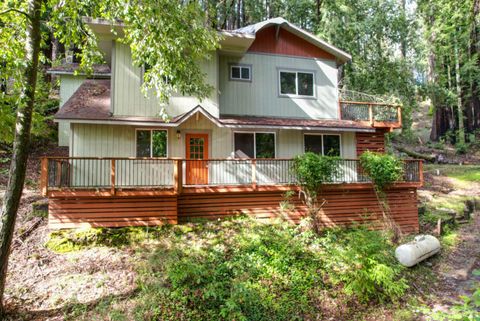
left=340, top=101, right=402, bottom=128
left=40, top=157, right=423, bottom=195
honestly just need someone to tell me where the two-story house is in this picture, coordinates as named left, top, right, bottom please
left=42, top=18, right=422, bottom=231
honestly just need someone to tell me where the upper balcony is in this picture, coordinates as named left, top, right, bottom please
left=339, top=90, right=402, bottom=130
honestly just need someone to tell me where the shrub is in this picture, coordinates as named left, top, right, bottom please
left=292, top=153, right=340, bottom=233
left=359, top=151, right=403, bottom=190
left=318, top=226, right=408, bottom=302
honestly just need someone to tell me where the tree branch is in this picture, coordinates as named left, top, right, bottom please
left=0, top=8, right=32, bottom=21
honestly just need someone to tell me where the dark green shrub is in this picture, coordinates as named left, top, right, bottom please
left=292, top=153, right=340, bottom=233
left=359, top=151, right=403, bottom=190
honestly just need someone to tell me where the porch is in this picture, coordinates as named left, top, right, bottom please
left=41, top=157, right=422, bottom=231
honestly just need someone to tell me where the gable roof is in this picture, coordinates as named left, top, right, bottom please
left=234, top=17, right=351, bottom=63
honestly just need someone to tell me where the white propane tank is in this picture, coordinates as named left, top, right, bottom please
left=395, top=235, right=441, bottom=267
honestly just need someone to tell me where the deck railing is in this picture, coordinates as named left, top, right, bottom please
left=340, top=101, right=402, bottom=127
left=40, top=157, right=422, bottom=195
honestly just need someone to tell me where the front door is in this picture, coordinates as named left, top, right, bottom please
left=185, top=133, right=209, bottom=185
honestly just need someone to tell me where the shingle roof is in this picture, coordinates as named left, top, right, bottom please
left=56, top=79, right=112, bottom=120
left=47, top=63, right=111, bottom=76
left=219, top=115, right=374, bottom=131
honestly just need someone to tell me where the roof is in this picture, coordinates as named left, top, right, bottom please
left=219, top=115, right=374, bottom=132
left=47, top=63, right=111, bottom=76
left=233, top=17, right=351, bottom=63
left=55, top=80, right=374, bottom=132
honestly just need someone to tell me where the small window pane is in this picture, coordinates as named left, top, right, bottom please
left=234, top=133, right=254, bottom=158
left=323, top=135, right=341, bottom=156
left=241, top=67, right=250, bottom=80
left=152, top=130, right=167, bottom=157
left=298, top=72, right=314, bottom=96
left=231, top=66, right=241, bottom=79
left=304, top=135, right=322, bottom=154
left=280, top=72, right=296, bottom=95
left=136, top=130, right=151, bottom=157
left=256, top=133, right=275, bottom=158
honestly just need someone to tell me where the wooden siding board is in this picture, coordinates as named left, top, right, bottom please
left=247, top=27, right=336, bottom=60
left=355, top=129, right=387, bottom=156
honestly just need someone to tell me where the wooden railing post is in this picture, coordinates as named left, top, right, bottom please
left=397, top=106, right=402, bottom=127
left=40, top=158, right=48, bottom=197
left=110, top=159, right=116, bottom=195
left=174, top=159, right=183, bottom=194
left=368, top=104, right=374, bottom=126
left=251, top=159, right=257, bottom=189
left=419, top=160, right=424, bottom=186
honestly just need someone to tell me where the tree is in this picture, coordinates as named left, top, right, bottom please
left=0, top=0, right=218, bottom=315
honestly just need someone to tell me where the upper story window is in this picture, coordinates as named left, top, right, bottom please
left=136, top=129, right=168, bottom=157
left=279, top=70, right=315, bottom=97
left=234, top=132, right=275, bottom=158
left=230, top=64, right=251, bottom=81
left=304, top=134, right=341, bottom=156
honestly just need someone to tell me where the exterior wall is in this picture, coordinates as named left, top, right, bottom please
left=355, top=129, right=387, bottom=157
left=71, top=122, right=356, bottom=159
left=219, top=53, right=338, bottom=119
left=113, top=42, right=219, bottom=118
left=58, top=75, right=87, bottom=146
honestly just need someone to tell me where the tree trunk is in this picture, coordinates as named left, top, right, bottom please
left=0, top=0, right=42, bottom=315
left=454, top=36, right=465, bottom=145
left=427, top=7, right=441, bottom=141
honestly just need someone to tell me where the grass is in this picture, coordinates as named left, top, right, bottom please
left=46, top=217, right=414, bottom=321
left=424, top=164, right=480, bottom=183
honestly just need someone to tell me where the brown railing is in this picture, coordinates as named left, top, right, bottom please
left=40, top=157, right=422, bottom=195
left=340, top=101, right=402, bottom=128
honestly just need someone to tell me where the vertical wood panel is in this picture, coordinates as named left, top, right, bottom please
left=248, top=27, right=336, bottom=60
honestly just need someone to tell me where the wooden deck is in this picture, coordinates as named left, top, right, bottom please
left=42, top=157, right=422, bottom=232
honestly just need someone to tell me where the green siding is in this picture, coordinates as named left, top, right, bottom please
left=219, top=53, right=338, bottom=119
left=113, top=42, right=219, bottom=118
left=58, top=75, right=86, bottom=147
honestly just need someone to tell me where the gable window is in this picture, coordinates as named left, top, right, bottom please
left=304, top=134, right=341, bottom=156
left=230, top=64, right=251, bottom=81
left=136, top=129, right=168, bottom=157
left=279, top=70, right=314, bottom=97
left=234, top=132, right=275, bottom=158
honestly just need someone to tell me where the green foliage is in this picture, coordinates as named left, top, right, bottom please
left=318, top=226, right=408, bottom=302
left=292, top=152, right=340, bottom=194
left=49, top=218, right=408, bottom=320
left=359, top=151, right=404, bottom=190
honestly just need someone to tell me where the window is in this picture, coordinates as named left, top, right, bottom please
left=279, top=70, right=314, bottom=97
left=136, top=129, right=167, bottom=157
left=304, top=134, right=341, bottom=156
left=230, top=64, right=251, bottom=81
left=234, top=132, right=275, bottom=158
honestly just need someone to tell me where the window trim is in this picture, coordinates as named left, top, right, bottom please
left=229, top=63, right=252, bottom=82
left=135, top=128, right=169, bottom=158
left=233, top=131, right=277, bottom=159
left=278, top=69, right=316, bottom=98
left=303, top=133, right=342, bottom=157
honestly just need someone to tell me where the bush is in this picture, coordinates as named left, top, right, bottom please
left=359, top=151, right=404, bottom=190
left=292, top=152, right=340, bottom=192
left=131, top=218, right=408, bottom=320
left=318, top=226, right=408, bottom=302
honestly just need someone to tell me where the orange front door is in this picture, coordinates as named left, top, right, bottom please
left=185, top=133, right=209, bottom=185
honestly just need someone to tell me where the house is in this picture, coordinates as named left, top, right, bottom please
left=42, top=17, right=422, bottom=231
